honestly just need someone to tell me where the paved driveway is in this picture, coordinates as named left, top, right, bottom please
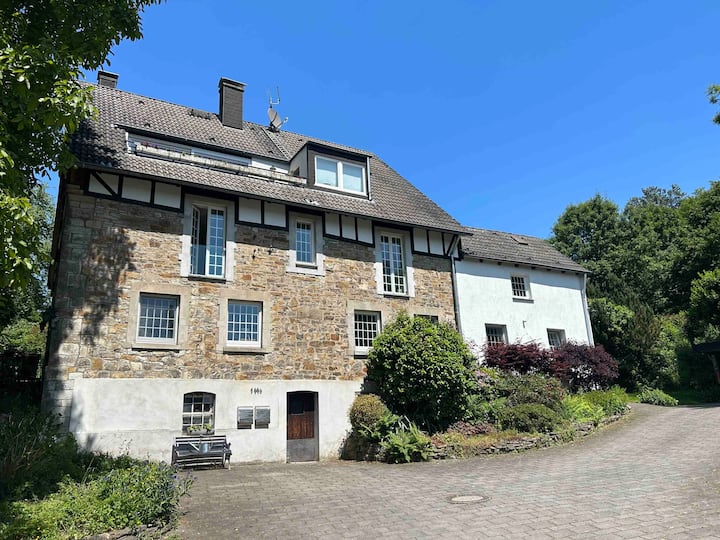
left=176, top=404, right=720, bottom=539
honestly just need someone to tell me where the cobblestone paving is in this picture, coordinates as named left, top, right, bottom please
left=175, top=404, right=720, bottom=539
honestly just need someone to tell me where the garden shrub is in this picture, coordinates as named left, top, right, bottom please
left=348, top=394, right=389, bottom=433
left=497, top=403, right=566, bottom=433
left=380, top=422, right=431, bottom=463
left=549, top=343, right=619, bottom=391
left=561, top=395, right=605, bottom=425
left=484, top=342, right=551, bottom=374
left=637, top=387, right=679, bottom=406
left=0, top=406, right=82, bottom=500
left=496, top=372, right=567, bottom=412
left=446, top=420, right=495, bottom=436
left=583, top=386, right=630, bottom=416
left=367, top=313, right=477, bottom=431
left=465, top=396, right=508, bottom=426
left=1, top=462, right=192, bottom=539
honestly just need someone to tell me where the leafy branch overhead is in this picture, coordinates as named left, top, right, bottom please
left=0, top=0, right=161, bottom=288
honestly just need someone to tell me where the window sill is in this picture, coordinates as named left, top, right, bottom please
left=131, top=342, right=183, bottom=351
left=286, top=265, right=325, bottom=277
left=188, top=274, right=227, bottom=283
left=512, top=297, right=534, bottom=303
left=223, top=346, right=271, bottom=354
left=381, top=291, right=411, bottom=299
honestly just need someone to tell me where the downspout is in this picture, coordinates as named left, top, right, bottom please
left=581, top=273, right=595, bottom=346
left=448, top=235, right=462, bottom=335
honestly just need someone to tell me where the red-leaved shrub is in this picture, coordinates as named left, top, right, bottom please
left=548, top=343, right=618, bottom=391
left=483, top=342, right=619, bottom=391
left=483, top=342, right=551, bottom=374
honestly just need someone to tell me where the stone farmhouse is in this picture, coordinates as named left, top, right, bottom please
left=456, top=227, right=594, bottom=350
left=43, top=74, right=467, bottom=462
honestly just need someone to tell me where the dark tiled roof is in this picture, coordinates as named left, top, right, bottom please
left=70, top=84, right=465, bottom=234
left=461, top=227, right=589, bottom=273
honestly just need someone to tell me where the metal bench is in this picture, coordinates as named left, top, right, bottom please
left=172, top=435, right=231, bottom=468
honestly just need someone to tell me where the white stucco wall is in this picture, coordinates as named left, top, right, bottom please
left=455, top=259, right=593, bottom=349
left=68, top=378, right=362, bottom=463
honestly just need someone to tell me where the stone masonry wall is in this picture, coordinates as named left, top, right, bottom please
left=43, top=179, right=456, bottom=421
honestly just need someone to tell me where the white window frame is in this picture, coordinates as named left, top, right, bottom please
left=510, top=274, right=531, bottom=300
left=181, top=196, right=235, bottom=281
left=136, top=293, right=179, bottom=345
left=227, top=301, right=262, bottom=348
left=485, top=324, right=508, bottom=345
left=353, top=310, right=381, bottom=354
left=547, top=329, right=566, bottom=350
left=375, top=230, right=414, bottom=297
left=314, top=156, right=367, bottom=194
left=287, top=213, right=325, bottom=276
left=182, top=392, right=215, bottom=433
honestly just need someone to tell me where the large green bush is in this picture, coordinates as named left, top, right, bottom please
left=367, top=313, right=477, bottom=431
left=348, top=394, right=389, bottom=434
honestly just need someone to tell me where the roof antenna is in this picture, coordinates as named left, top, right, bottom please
left=267, top=87, right=288, bottom=132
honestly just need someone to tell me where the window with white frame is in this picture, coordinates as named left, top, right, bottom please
left=227, top=301, right=262, bottom=347
left=315, top=156, right=366, bottom=194
left=547, top=329, right=566, bottom=350
left=380, top=233, right=407, bottom=294
left=191, top=204, right=226, bottom=277
left=354, top=311, right=381, bottom=351
left=485, top=324, right=508, bottom=345
left=295, top=219, right=315, bottom=265
left=511, top=275, right=530, bottom=298
left=137, top=294, right=178, bottom=344
left=182, top=392, right=215, bottom=432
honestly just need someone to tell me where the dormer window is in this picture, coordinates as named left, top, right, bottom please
left=315, top=156, right=366, bottom=194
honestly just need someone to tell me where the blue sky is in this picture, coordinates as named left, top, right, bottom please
left=74, top=0, right=720, bottom=238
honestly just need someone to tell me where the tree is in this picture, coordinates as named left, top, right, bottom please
left=687, top=268, right=720, bottom=342
left=0, top=0, right=160, bottom=288
left=708, top=84, right=720, bottom=124
left=550, top=194, right=624, bottom=296
left=366, top=313, right=477, bottom=431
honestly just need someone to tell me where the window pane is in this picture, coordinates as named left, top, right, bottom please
left=343, top=163, right=364, bottom=192
left=511, top=276, right=527, bottom=297
left=138, top=295, right=177, bottom=342
left=191, top=205, right=225, bottom=276
left=354, top=312, right=380, bottom=348
left=228, top=302, right=261, bottom=344
left=381, top=234, right=406, bottom=294
left=485, top=325, right=507, bottom=345
left=182, top=392, right=215, bottom=431
left=295, top=221, right=314, bottom=264
left=316, top=157, right=338, bottom=187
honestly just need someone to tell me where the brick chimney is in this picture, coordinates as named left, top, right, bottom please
left=97, top=70, right=118, bottom=88
left=218, top=77, right=246, bottom=129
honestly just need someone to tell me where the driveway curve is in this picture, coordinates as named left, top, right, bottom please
left=176, top=404, right=720, bottom=539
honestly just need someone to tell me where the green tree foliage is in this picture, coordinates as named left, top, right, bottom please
left=0, top=185, right=53, bottom=354
left=687, top=268, right=720, bottom=342
left=708, top=84, right=720, bottom=125
left=0, top=0, right=160, bottom=288
left=550, top=194, right=623, bottom=296
left=366, top=313, right=477, bottom=431
left=552, top=183, right=719, bottom=390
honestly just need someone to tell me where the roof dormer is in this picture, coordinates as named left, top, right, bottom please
left=290, top=142, right=371, bottom=198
